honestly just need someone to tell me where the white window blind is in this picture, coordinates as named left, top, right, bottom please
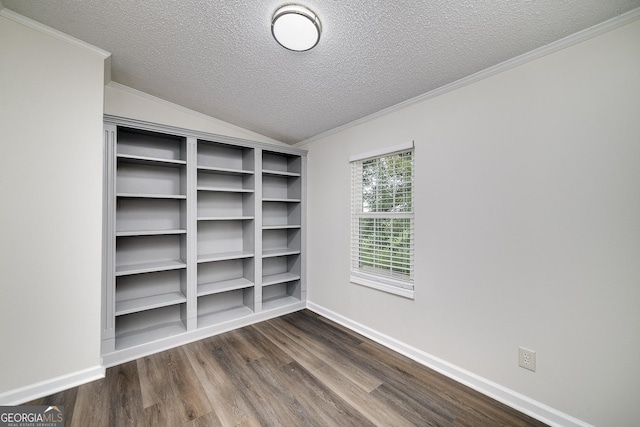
left=350, top=143, right=414, bottom=299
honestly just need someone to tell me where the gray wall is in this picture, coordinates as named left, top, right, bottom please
left=0, top=14, right=106, bottom=394
left=304, top=20, right=640, bottom=427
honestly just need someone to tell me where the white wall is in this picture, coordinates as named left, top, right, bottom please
left=305, top=19, right=640, bottom=427
left=0, top=14, right=106, bottom=396
left=104, top=82, right=286, bottom=146
left=0, top=11, right=286, bottom=400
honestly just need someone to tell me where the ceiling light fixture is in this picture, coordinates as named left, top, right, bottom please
left=271, top=5, right=321, bottom=52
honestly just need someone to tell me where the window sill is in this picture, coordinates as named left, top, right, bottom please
left=350, top=274, right=414, bottom=300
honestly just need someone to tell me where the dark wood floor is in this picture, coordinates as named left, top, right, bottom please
left=28, top=310, right=547, bottom=426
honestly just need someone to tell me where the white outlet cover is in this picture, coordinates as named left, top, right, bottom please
left=518, top=347, right=536, bottom=372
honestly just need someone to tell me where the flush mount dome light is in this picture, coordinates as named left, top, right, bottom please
left=272, top=4, right=321, bottom=51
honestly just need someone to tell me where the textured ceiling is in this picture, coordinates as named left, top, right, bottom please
left=4, top=0, right=640, bottom=144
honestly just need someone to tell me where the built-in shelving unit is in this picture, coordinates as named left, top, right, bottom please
left=102, top=116, right=306, bottom=366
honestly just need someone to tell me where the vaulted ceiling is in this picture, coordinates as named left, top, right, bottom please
left=4, top=0, right=640, bottom=144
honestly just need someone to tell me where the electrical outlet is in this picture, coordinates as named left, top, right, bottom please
left=518, top=347, right=536, bottom=372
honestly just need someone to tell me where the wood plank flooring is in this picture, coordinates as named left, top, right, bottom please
left=27, top=310, right=548, bottom=426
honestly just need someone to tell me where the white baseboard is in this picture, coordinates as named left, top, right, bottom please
left=306, top=301, right=592, bottom=427
left=0, top=365, right=105, bottom=406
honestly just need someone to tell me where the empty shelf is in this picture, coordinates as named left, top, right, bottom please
left=198, top=278, right=254, bottom=297
left=116, top=229, right=186, bottom=237
left=262, top=169, right=301, bottom=177
left=115, top=291, right=187, bottom=316
left=197, top=165, right=254, bottom=175
left=116, top=259, right=186, bottom=276
left=262, top=295, right=301, bottom=312
left=262, top=272, right=301, bottom=287
left=117, top=193, right=187, bottom=199
left=197, top=216, right=254, bottom=221
left=262, top=224, right=301, bottom=230
left=262, top=248, right=301, bottom=258
left=262, top=198, right=301, bottom=203
left=198, top=305, right=254, bottom=329
left=197, top=250, right=254, bottom=263
left=115, top=320, right=186, bottom=350
left=198, top=186, right=254, bottom=193
left=117, top=154, right=186, bottom=166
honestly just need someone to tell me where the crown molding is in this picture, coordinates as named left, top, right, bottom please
left=294, top=7, right=640, bottom=148
left=0, top=7, right=111, bottom=59
left=106, top=82, right=287, bottom=146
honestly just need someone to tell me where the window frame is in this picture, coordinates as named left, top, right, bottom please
left=349, top=141, right=415, bottom=299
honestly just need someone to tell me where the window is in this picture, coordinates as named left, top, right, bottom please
left=350, top=142, right=414, bottom=299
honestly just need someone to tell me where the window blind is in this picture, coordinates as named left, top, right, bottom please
left=350, top=145, right=414, bottom=298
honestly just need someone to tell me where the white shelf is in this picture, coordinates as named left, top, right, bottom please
left=262, top=295, right=301, bottom=312
left=197, top=165, right=254, bottom=175
left=115, top=320, right=186, bottom=350
left=198, top=186, right=254, bottom=193
left=262, top=272, right=300, bottom=287
left=197, top=216, right=254, bottom=221
left=117, top=154, right=186, bottom=166
left=115, top=291, right=186, bottom=316
left=117, top=193, right=187, bottom=199
left=262, top=248, right=301, bottom=258
left=262, top=169, right=301, bottom=177
left=115, top=259, right=186, bottom=276
left=262, top=198, right=301, bottom=203
left=262, top=224, right=301, bottom=230
left=116, top=229, right=186, bottom=237
left=198, top=278, right=254, bottom=297
left=198, top=305, right=254, bottom=329
left=197, top=250, right=254, bottom=263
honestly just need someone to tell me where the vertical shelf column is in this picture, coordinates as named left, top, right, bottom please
left=185, top=137, right=198, bottom=330
left=261, top=151, right=303, bottom=311
left=102, top=124, right=117, bottom=354
left=300, top=154, right=308, bottom=303
left=254, top=149, right=263, bottom=313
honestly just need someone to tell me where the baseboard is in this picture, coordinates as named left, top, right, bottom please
left=0, top=365, right=105, bottom=406
left=306, top=301, right=593, bottom=427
